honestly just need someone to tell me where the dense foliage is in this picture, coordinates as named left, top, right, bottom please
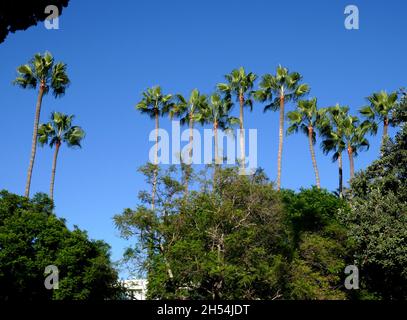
left=341, top=120, right=407, bottom=299
left=0, top=190, right=122, bottom=301
left=115, top=166, right=352, bottom=299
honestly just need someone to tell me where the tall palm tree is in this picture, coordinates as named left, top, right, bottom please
left=217, top=67, right=257, bottom=172
left=202, top=93, right=238, bottom=164
left=254, top=66, right=309, bottom=190
left=170, top=89, right=208, bottom=163
left=38, top=112, right=85, bottom=201
left=136, top=86, right=173, bottom=209
left=360, top=90, right=398, bottom=145
left=341, top=115, right=370, bottom=179
left=13, top=52, right=70, bottom=197
left=287, top=98, right=321, bottom=188
left=169, top=89, right=208, bottom=193
left=319, top=105, right=369, bottom=196
left=319, top=105, right=348, bottom=198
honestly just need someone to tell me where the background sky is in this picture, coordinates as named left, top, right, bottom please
left=0, top=0, right=406, bottom=278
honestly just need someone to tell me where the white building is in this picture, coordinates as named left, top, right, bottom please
left=122, top=279, right=148, bottom=300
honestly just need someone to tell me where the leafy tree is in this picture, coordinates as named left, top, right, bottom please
left=254, top=66, right=309, bottom=190
left=287, top=98, right=321, bottom=188
left=0, top=190, right=122, bottom=300
left=38, top=112, right=85, bottom=201
left=135, top=86, right=173, bottom=209
left=13, top=52, right=70, bottom=198
left=217, top=67, right=257, bottom=173
left=115, top=165, right=351, bottom=300
left=281, top=188, right=351, bottom=299
left=0, top=1, right=70, bottom=43
left=393, top=89, right=407, bottom=126
left=341, top=121, right=407, bottom=299
left=360, top=90, right=398, bottom=145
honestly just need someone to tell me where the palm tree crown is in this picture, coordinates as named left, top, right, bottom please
left=254, top=65, right=309, bottom=111
left=14, top=51, right=70, bottom=96
left=319, top=105, right=349, bottom=161
left=217, top=67, right=257, bottom=108
left=170, top=89, right=208, bottom=124
left=203, top=93, right=237, bottom=128
left=136, top=86, right=173, bottom=119
left=287, top=98, right=321, bottom=188
left=38, top=112, right=85, bottom=149
left=360, top=90, right=398, bottom=143
left=287, top=98, right=319, bottom=140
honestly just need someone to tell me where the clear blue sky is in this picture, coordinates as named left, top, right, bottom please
left=0, top=0, right=406, bottom=278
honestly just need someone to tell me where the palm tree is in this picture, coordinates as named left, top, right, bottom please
left=13, top=52, right=70, bottom=197
left=254, top=66, right=309, bottom=190
left=38, top=112, right=85, bottom=201
left=319, top=105, right=348, bottom=198
left=169, top=89, right=208, bottom=193
left=360, top=90, right=398, bottom=145
left=202, top=93, right=238, bottom=164
left=341, top=115, right=370, bottom=179
left=170, top=89, right=208, bottom=164
left=319, top=105, right=369, bottom=196
left=217, top=67, right=257, bottom=172
left=287, top=98, right=321, bottom=188
left=136, top=86, right=173, bottom=209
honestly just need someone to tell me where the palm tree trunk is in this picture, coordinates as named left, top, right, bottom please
left=151, top=110, right=159, bottom=210
left=25, top=83, right=45, bottom=198
left=348, top=145, right=355, bottom=179
left=239, top=94, right=245, bottom=173
left=213, top=121, right=220, bottom=185
left=184, top=114, right=194, bottom=194
left=383, top=117, right=389, bottom=138
left=381, top=117, right=389, bottom=149
left=338, top=152, right=343, bottom=198
left=49, top=142, right=60, bottom=201
left=277, top=95, right=284, bottom=190
left=308, top=126, right=321, bottom=188
left=214, top=121, right=219, bottom=164
left=189, top=113, right=194, bottom=161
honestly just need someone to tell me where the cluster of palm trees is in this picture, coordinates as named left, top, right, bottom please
left=13, top=52, right=84, bottom=201
left=136, top=66, right=401, bottom=204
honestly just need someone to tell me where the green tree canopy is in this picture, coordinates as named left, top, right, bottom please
left=0, top=190, right=122, bottom=300
left=115, top=165, right=351, bottom=300
left=341, top=118, right=407, bottom=299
